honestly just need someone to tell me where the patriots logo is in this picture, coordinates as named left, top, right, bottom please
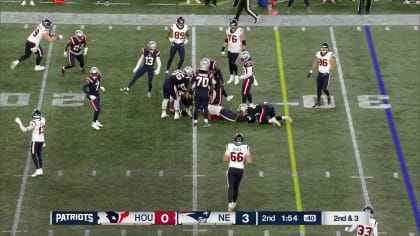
left=105, top=211, right=129, bottom=224
left=182, top=211, right=211, bottom=223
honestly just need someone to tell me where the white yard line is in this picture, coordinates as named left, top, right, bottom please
left=329, top=27, right=371, bottom=205
left=191, top=26, right=199, bottom=236
left=11, top=25, right=57, bottom=236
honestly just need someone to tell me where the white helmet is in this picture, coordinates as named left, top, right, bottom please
left=238, top=103, right=248, bottom=112
left=199, top=58, right=210, bottom=71
left=148, top=41, right=157, bottom=51
left=183, top=66, right=194, bottom=77
left=239, top=51, right=251, bottom=61
left=75, top=30, right=84, bottom=40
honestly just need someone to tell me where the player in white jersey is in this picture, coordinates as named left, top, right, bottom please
left=344, top=206, right=378, bottom=236
left=165, top=17, right=189, bottom=74
left=223, top=133, right=252, bottom=211
left=10, top=19, right=62, bottom=71
left=221, top=18, right=246, bottom=85
left=14, top=109, right=46, bottom=177
left=307, top=42, right=336, bottom=107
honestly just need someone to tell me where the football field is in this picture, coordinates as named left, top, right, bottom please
left=0, top=2, right=419, bottom=236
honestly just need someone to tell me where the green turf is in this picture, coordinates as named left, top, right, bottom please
left=0, top=3, right=419, bottom=236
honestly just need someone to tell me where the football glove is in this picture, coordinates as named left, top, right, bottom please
left=307, top=70, right=313, bottom=79
left=63, top=51, right=68, bottom=57
left=183, top=39, right=189, bottom=45
left=57, top=34, right=63, bottom=40
left=169, top=38, right=174, bottom=43
left=83, top=47, right=88, bottom=55
left=14, top=117, right=22, bottom=125
left=100, top=86, right=106, bottom=92
left=154, top=69, right=160, bottom=75
left=30, top=47, right=38, bottom=53
left=89, top=95, right=96, bottom=100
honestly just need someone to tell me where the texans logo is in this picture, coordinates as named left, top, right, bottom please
left=105, top=211, right=129, bottom=224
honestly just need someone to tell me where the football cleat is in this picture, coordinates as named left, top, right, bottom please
left=312, top=102, right=321, bottom=108
left=21, top=1, right=26, bottom=6
left=226, top=95, right=234, bottom=102
left=30, top=0, right=35, bottom=5
left=10, top=60, right=19, bottom=70
left=34, top=65, right=45, bottom=71
left=226, top=75, right=234, bottom=84
left=285, top=116, right=293, bottom=123
left=91, top=122, right=101, bottom=130
left=203, top=122, right=210, bottom=128
left=193, top=122, right=198, bottom=128
left=120, top=87, right=129, bottom=94
left=31, top=169, right=43, bottom=177
left=234, top=75, right=240, bottom=85
left=269, top=117, right=281, bottom=127
left=161, top=112, right=169, bottom=118
left=174, top=111, right=180, bottom=120
left=95, top=121, right=103, bottom=127
left=147, top=92, right=152, bottom=98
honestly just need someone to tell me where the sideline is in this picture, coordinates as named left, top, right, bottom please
left=1, top=12, right=419, bottom=26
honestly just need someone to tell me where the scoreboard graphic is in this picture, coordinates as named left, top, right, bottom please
left=51, top=211, right=369, bottom=226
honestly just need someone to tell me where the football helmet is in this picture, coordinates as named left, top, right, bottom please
left=238, top=103, right=248, bottom=113
left=32, top=109, right=42, bottom=119
left=183, top=66, right=194, bottom=77
left=90, top=67, right=100, bottom=79
left=234, top=133, right=244, bottom=145
left=74, top=30, right=84, bottom=40
left=239, top=50, right=251, bottom=61
left=148, top=41, right=157, bottom=51
left=42, top=19, right=52, bottom=29
left=209, top=60, right=218, bottom=71
left=177, top=16, right=185, bottom=28
left=229, top=18, right=238, bottom=33
left=320, top=42, right=329, bottom=56
left=199, top=58, right=210, bottom=71
left=363, top=205, right=374, bottom=215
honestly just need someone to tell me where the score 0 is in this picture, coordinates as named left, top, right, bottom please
left=154, top=212, right=177, bottom=225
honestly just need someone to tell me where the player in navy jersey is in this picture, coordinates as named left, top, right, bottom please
left=161, top=66, right=193, bottom=119
left=187, top=58, right=213, bottom=128
left=82, top=67, right=106, bottom=130
left=120, top=41, right=161, bottom=97
left=61, top=30, right=88, bottom=77
left=209, top=60, right=233, bottom=105
left=236, top=103, right=293, bottom=127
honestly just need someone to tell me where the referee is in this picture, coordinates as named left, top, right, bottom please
left=358, top=0, right=372, bottom=14
left=233, top=0, right=260, bottom=23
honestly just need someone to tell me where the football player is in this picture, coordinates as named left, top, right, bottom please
left=307, top=42, right=336, bottom=107
left=344, top=206, right=378, bottom=236
left=233, top=0, right=260, bottom=23
left=209, top=60, right=233, bottom=105
left=187, top=58, right=213, bottom=128
left=236, top=103, right=293, bottom=127
left=10, top=19, right=62, bottom=71
left=14, top=109, right=46, bottom=177
left=82, top=67, right=106, bottom=130
left=61, top=30, right=88, bottom=77
left=223, top=133, right=253, bottom=211
left=96, top=0, right=110, bottom=6
left=161, top=66, right=193, bottom=119
left=120, top=41, right=161, bottom=98
left=20, top=0, right=35, bottom=5
left=221, top=18, right=246, bottom=85
left=238, top=51, right=258, bottom=105
left=165, top=17, right=189, bottom=74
